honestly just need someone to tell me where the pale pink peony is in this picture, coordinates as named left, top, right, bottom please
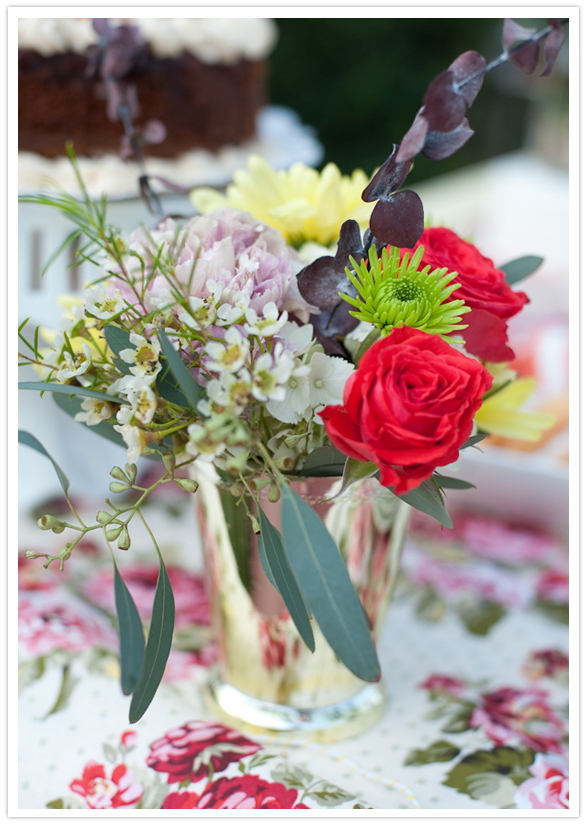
left=128, top=209, right=293, bottom=315
left=513, top=753, right=569, bottom=809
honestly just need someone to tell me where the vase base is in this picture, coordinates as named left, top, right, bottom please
left=203, top=671, right=386, bottom=743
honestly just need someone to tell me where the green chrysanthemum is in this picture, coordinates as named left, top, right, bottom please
left=342, top=244, right=470, bottom=341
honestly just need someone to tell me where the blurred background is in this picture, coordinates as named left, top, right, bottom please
left=18, top=16, right=570, bottom=529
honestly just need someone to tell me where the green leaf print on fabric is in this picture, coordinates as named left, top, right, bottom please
left=404, top=739, right=461, bottom=766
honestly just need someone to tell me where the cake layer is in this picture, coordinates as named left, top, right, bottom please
left=18, top=47, right=268, bottom=158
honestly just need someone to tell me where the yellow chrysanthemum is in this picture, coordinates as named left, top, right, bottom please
left=475, top=378, right=556, bottom=441
left=190, top=155, right=374, bottom=247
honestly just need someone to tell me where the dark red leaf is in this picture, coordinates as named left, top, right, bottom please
left=297, top=220, right=364, bottom=308
left=396, top=112, right=429, bottom=163
left=422, top=71, right=466, bottom=132
left=449, top=50, right=487, bottom=106
left=459, top=308, right=515, bottom=362
left=541, top=26, right=567, bottom=76
left=362, top=146, right=414, bottom=202
left=502, top=19, right=540, bottom=75
left=105, top=78, right=123, bottom=121
left=369, top=191, right=424, bottom=250
left=119, top=134, right=133, bottom=161
left=421, top=118, right=474, bottom=161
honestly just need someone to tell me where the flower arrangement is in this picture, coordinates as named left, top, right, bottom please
left=18, top=17, right=566, bottom=722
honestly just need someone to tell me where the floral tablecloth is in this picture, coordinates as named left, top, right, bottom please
left=16, top=486, right=570, bottom=811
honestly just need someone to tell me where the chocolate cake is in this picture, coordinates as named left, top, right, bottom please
left=18, top=18, right=277, bottom=159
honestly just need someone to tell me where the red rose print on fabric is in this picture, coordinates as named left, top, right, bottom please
left=419, top=674, right=467, bottom=698
left=146, top=721, right=262, bottom=784
left=400, top=226, right=529, bottom=361
left=18, top=591, right=117, bottom=657
left=69, top=761, right=143, bottom=809
left=523, top=649, right=569, bottom=682
left=82, top=564, right=211, bottom=628
left=513, top=753, right=569, bottom=809
left=469, top=687, right=566, bottom=753
left=162, top=775, right=310, bottom=809
left=320, top=327, right=492, bottom=495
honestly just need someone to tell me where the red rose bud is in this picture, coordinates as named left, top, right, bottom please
left=319, top=327, right=492, bottom=495
left=400, top=227, right=529, bottom=362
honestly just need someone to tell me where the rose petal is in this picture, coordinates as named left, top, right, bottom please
left=459, top=308, right=515, bottom=362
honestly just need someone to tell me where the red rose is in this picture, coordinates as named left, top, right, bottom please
left=162, top=775, right=309, bottom=809
left=146, top=721, right=261, bottom=784
left=400, top=227, right=529, bottom=362
left=320, top=327, right=492, bottom=494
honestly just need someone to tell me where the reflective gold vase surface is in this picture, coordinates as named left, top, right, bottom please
left=193, top=470, right=410, bottom=743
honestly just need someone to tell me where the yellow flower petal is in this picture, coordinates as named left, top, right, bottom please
left=475, top=378, right=557, bottom=441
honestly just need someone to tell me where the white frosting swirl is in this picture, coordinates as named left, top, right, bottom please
left=18, top=17, right=278, bottom=63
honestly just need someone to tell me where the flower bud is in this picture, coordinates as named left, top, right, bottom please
left=96, top=510, right=112, bottom=524
left=110, top=466, right=129, bottom=482
left=163, top=453, right=176, bottom=475
left=37, top=515, right=66, bottom=533
left=251, top=477, right=271, bottom=491
left=175, top=478, right=199, bottom=494
left=267, top=482, right=281, bottom=503
left=109, top=481, right=128, bottom=494
left=25, top=549, right=42, bottom=560
left=59, top=543, right=73, bottom=561
left=275, top=455, right=294, bottom=471
left=248, top=515, right=261, bottom=534
left=230, top=481, right=244, bottom=497
left=106, top=524, right=123, bottom=542
left=117, top=526, right=131, bottom=550
left=125, top=464, right=137, bottom=483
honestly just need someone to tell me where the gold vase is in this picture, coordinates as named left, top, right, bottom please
left=193, top=469, right=410, bottom=743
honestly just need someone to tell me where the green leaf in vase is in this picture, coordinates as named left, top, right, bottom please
left=432, top=473, right=475, bottom=490
left=460, top=433, right=487, bottom=450
left=128, top=557, right=175, bottom=722
left=300, top=445, right=347, bottom=477
left=257, top=507, right=315, bottom=652
left=158, top=330, right=204, bottom=412
left=113, top=560, right=146, bottom=695
left=399, top=478, right=453, bottom=528
left=103, top=324, right=131, bottom=358
left=340, top=457, right=379, bottom=494
left=18, top=381, right=121, bottom=404
left=280, top=484, right=380, bottom=682
left=500, top=255, right=543, bottom=286
left=18, top=430, right=70, bottom=495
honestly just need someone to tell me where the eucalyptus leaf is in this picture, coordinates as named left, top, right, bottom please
left=257, top=508, right=315, bottom=652
left=341, top=457, right=379, bottom=494
left=433, top=473, right=476, bottom=490
left=500, top=255, right=543, bottom=286
left=300, top=445, right=347, bottom=477
left=460, top=433, right=487, bottom=450
left=399, top=479, right=453, bottom=528
left=18, top=430, right=70, bottom=494
left=155, top=367, right=189, bottom=408
left=113, top=561, right=146, bottom=695
left=19, top=382, right=121, bottom=404
left=158, top=330, right=204, bottom=411
left=103, top=325, right=132, bottom=358
left=280, top=484, right=380, bottom=681
left=128, top=558, right=175, bottom=722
